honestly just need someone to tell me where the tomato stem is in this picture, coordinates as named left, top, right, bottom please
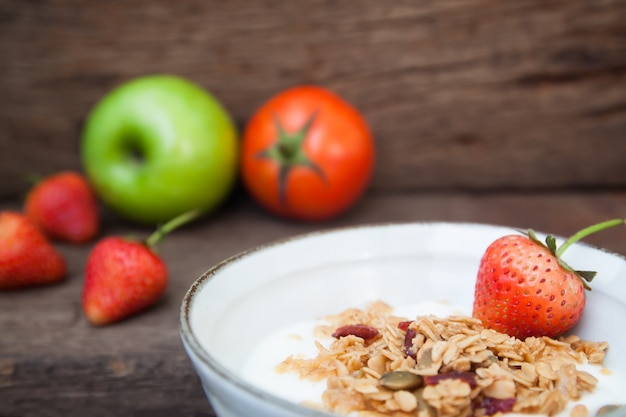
left=277, top=139, right=301, bottom=161
left=257, top=111, right=325, bottom=205
left=556, top=218, right=625, bottom=257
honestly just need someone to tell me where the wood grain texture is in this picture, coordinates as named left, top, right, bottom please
left=1, top=0, right=625, bottom=199
left=1, top=190, right=626, bottom=416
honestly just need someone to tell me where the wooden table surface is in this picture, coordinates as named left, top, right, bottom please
left=2, top=190, right=625, bottom=417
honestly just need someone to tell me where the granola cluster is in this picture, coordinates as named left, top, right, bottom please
left=277, top=301, right=609, bottom=417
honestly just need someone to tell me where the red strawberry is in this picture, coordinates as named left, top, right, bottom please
left=0, top=211, right=67, bottom=289
left=473, top=219, right=624, bottom=339
left=25, top=171, right=99, bottom=244
left=82, top=210, right=199, bottom=325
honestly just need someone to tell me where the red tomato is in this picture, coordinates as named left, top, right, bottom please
left=241, top=86, right=375, bottom=221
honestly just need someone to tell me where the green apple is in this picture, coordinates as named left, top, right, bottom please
left=81, top=75, right=238, bottom=224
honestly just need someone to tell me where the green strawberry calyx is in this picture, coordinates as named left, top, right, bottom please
left=523, top=218, right=625, bottom=291
left=145, top=209, right=201, bottom=252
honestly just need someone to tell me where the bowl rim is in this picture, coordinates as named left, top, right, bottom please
left=179, top=220, right=625, bottom=416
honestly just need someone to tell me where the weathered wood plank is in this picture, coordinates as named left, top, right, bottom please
left=1, top=1, right=625, bottom=197
left=1, top=190, right=625, bottom=416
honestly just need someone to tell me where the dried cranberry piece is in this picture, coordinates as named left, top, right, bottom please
left=424, top=371, right=478, bottom=389
left=403, top=328, right=417, bottom=359
left=479, top=397, right=515, bottom=415
left=332, top=324, right=379, bottom=340
left=397, top=320, right=413, bottom=331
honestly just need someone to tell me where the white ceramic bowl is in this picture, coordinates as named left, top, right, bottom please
left=180, top=222, right=626, bottom=417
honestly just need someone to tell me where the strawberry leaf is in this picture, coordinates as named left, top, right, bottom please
left=526, top=229, right=545, bottom=247
left=575, top=270, right=597, bottom=283
left=525, top=229, right=559, bottom=257
left=544, top=234, right=558, bottom=254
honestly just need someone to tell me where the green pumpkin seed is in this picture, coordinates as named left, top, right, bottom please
left=379, top=371, right=423, bottom=391
left=596, top=405, right=624, bottom=417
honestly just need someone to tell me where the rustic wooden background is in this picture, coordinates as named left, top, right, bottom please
left=1, top=0, right=625, bottom=200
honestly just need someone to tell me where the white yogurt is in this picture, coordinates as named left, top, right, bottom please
left=244, top=320, right=327, bottom=405
left=241, top=301, right=626, bottom=416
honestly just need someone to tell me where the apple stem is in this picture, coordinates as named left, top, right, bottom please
left=146, top=209, right=201, bottom=251
left=556, top=218, right=625, bottom=257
